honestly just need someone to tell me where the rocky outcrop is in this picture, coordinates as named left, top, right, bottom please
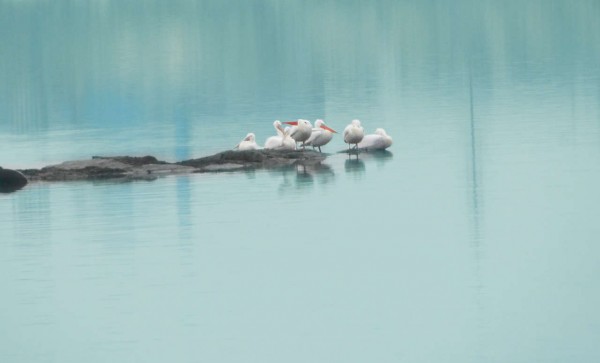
left=0, top=167, right=29, bottom=193
left=15, top=150, right=328, bottom=184
left=178, top=149, right=325, bottom=172
left=19, top=157, right=194, bottom=182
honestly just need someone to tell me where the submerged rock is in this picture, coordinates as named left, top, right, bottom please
left=0, top=167, right=28, bottom=193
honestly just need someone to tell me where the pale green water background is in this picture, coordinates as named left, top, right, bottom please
left=2, top=1, right=600, bottom=362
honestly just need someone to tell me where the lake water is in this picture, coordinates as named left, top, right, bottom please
left=2, top=1, right=600, bottom=362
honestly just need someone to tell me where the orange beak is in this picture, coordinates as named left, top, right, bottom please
left=321, top=124, right=337, bottom=133
left=283, top=121, right=298, bottom=126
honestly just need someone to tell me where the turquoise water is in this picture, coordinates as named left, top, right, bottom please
left=2, top=1, right=600, bottom=362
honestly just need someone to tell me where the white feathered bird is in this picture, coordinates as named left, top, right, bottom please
left=264, top=121, right=295, bottom=150
left=343, top=119, right=365, bottom=152
left=305, top=119, right=337, bottom=152
left=357, top=128, right=392, bottom=150
left=283, top=119, right=313, bottom=150
left=234, top=133, right=259, bottom=151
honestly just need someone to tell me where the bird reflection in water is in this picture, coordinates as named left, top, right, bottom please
left=272, top=161, right=335, bottom=194
left=295, top=164, right=314, bottom=188
left=344, top=149, right=393, bottom=177
left=296, top=161, right=335, bottom=185
left=344, top=158, right=366, bottom=178
left=361, top=150, right=393, bottom=168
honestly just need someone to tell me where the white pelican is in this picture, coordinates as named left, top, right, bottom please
left=343, top=119, right=364, bottom=152
left=281, top=127, right=297, bottom=150
left=283, top=119, right=313, bottom=150
left=264, top=121, right=296, bottom=150
left=357, top=128, right=393, bottom=150
left=234, top=133, right=259, bottom=151
left=305, top=119, right=337, bottom=152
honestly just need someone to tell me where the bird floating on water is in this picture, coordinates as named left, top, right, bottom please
left=357, top=128, right=393, bottom=150
left=305, top=119, right=337, bottom=152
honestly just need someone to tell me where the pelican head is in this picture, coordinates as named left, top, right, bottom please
left=244, top=133, right=256, bottom=142
left=315, top=119, right=337, bottom=133
left=299, top=119, right=312, bottom=128
left=273, top=120, right=285, bottom=134
left=285, top=119, right=313, bottom=131
left=375, top=128, right=388, bottom=136
left=351, top=119, right=361, bottom=127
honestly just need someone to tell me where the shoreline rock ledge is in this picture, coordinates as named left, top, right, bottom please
left=11, top=149, right=327, bottom=185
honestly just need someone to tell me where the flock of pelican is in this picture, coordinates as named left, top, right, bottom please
left=234, top=119, right=392, bottom=154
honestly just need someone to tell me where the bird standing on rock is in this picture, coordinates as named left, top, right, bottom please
left=264, top=121, right=296, bottom=150
left=234, top=133, right=259, bottom=151
left=343, top=119, right=365, bottom=153
left=283, top=119, right=312, bottom=150
left=305, top=119, right=337, bottom=152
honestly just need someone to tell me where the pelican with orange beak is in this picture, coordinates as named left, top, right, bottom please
left=283, top=119, right=313, bottom=150
left=305, top=119, right=337, bottom=152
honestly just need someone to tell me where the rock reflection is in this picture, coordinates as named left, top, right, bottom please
left=243, top=168, right=257, bottom=179
left=297, top=161, right=335, bottom=184
left=9, top=185, right=52, bottom=243
left=176, top=176, right=192, bottom=242
left=90, top=178, right=158, bottom=187
left=294, top=165, right=314, bottom=189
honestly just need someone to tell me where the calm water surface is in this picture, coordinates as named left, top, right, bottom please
left=1, top=1, right=600, bottom=362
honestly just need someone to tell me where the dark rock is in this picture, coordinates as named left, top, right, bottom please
left=13, top=149, right=328, bottom=184
left=179, top=149, right=325, bottom=171
left=92, top=155, right=166, bottom=166
left=0, top=167, right=29, bottom=193
left=40, top=165, right=128, bottom=181
left=17, top=169, right=42, bottom=178
left=21, top=158, right=192, bottom=182
left=30, top=159, right=131, bottom=181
